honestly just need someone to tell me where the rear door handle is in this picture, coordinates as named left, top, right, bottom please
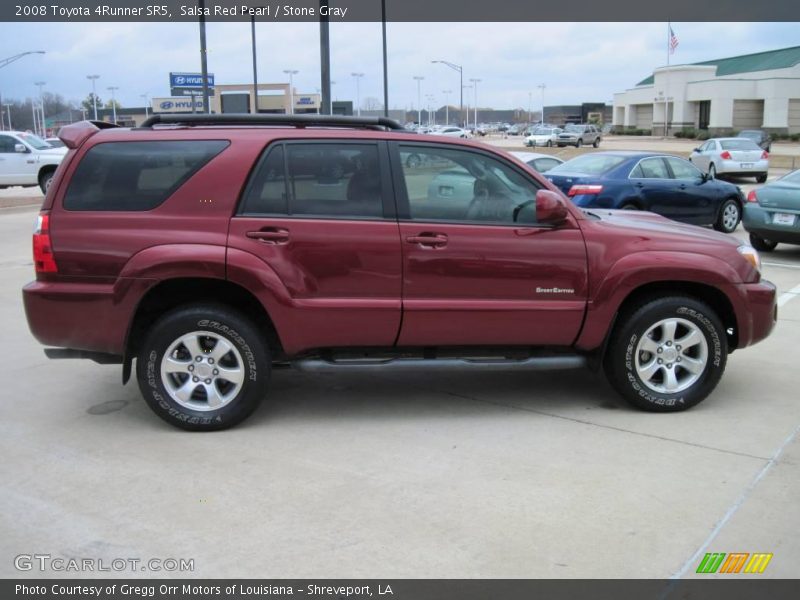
left=406, top=233, right=448, bottom=247
left=246, top=228, right=290, bottom=244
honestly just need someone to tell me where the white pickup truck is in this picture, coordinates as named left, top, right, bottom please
left=0, top=131, right=67, bottom=193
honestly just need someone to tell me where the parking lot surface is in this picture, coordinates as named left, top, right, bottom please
left=1, top=203, right=799, bottom=578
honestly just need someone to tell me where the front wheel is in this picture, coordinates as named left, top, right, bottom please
left=708, top=163, right=717, bottom=179
left=576, top=139, right=583, bottom=148
left=136, top=304, right=271, bottom=431
left=546, top=140, right=552, bottom=147
left=39, top=171, right=54, bottom=194
left=713, top=199, right=741, bottom=233
left=604, top=296, right=727, bottom=412
left=749, top=232, right=778, bottom=252
left=593, top=138, right=600, bottom=148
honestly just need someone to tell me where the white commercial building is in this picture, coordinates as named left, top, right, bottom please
left=613, top=46, right=800, bottom=135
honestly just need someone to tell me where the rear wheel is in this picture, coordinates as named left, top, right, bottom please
left=714, top=199, right=741, bottom=233
left=546, top=140, right=552, bottom=147
left=593, top=137, right=600, bottom=148
left=136, top=304, right=270, bottom=431
left=755, top=173, right=768, bottom=184
left=749, top=232, right=778, bottom=252
left=604, top=296, right=727, bottom=411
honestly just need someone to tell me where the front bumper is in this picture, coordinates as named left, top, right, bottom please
left=729, top=279, right=777, bottom=349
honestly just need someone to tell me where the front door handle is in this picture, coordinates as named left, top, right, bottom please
left=246, top=228, right=290, bottom=244
left=406, top=233, right=448, bottom=248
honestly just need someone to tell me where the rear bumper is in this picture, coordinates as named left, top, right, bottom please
left=718, top=159, right=769, bottom=175
left=730, top=279, right=777, bottom=349
left=742, top=205, right=800, bottom=244
left=22, top=278, right=152, bottom=356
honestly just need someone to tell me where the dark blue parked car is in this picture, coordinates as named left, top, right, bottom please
left=544, top=151, right=745, bottom=233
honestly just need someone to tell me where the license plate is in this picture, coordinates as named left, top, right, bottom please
left=773, top=213, right=796, bottom=226
left=740, top=162, right=754, bottom=168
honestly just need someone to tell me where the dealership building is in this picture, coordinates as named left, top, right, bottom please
left=613, top=46, right=800, bottom=135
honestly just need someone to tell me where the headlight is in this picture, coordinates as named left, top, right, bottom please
left=737, top=245, right=761, bottom=272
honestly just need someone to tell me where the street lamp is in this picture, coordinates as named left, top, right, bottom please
left=86, top=75, right=100, bottom=120
left=426, top=94, right=436, bottom=126
left=462, top=84, right=472, bottom=128
left=537, top=83, right=546, bottom=126
left=330, top=80, right=337, bottom=101
left=3, top=103, right=12, bottom=130
left=140, top=93, right=150, bottom=118
left=412, top=76, right=424, bottom=125
left=351, top=72, right=364, bottom=117
left=469, top=78, right=481, bottom=130
left=34, top=81, right=45, bottom=136
left=442, top=90, right=451, bottom=125
left=432, top=60, right=463, bottom=127
left=283, top=69, right=298, bottom=115
left=107, top=86, right=119, bottom=124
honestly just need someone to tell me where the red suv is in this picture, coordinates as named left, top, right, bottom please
left=23, top=115, right=777, bottom=430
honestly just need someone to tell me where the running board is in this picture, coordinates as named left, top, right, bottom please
left=292, top=355, right=587, bottom=373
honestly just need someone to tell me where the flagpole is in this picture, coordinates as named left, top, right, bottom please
left=665, top=21, right=670, bottom=137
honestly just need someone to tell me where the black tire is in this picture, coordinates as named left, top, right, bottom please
left=708, top=163, right=717, bottom=179
left=749, top=232, right=778, bottom=252
left=136, top=304, right=270, bottom=431
left=593, top=137, right=600, bottom=148
left=604, top=296, right=727, bottom=412
left=755, top=173, right=768, bottom=184
left=39, top=170, right=54, bottom=194
left=576, top=139, right=583, bottom=148
left=406, top=154, right=421, bottom=168
left=620, top=202, right=639, bottom=210
left=713, top=198, right=741, bottom=233
left=546, top=140, right=552, bottom=147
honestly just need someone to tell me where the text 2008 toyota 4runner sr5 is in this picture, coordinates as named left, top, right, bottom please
left=23, top=115, right=777, bottom=430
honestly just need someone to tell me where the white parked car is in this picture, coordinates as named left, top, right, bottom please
left=0, top=131, right=67, bottom=193
left=430, top=126, right=472, bottom=139
left=508, top=151, right=565, bottom=173
left=689, top=137, right=769, bottom=183
left=524, top=126, right=562, bottom=147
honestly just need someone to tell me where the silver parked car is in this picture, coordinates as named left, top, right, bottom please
left=557, top=124, right=602, bottom=148
left=524, top=127, right=563, bottom=148
left=508, top=151, right=565, bottom=173
left=689, top=138, right=769, bottom=183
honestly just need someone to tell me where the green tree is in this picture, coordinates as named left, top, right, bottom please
left=81, top=93, right=102, bottom=114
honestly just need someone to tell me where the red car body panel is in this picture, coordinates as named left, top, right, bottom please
left=22, top=123, right=777, bottom=362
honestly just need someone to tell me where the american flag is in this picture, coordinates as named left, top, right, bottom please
left=669, top=25, right=679, bottom=54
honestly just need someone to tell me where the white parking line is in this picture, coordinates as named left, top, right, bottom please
left=778, top=284, right=800, bottom=307
left=763, top=261, right=800, bottom=270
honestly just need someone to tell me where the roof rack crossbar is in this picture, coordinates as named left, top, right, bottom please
left=138, top=113, right=406, bottom=131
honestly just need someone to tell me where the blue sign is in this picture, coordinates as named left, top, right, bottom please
left=169, top=72, right=215, bottom=89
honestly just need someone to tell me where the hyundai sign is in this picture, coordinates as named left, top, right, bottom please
left=169, top=72, right=215, bottom=89
left=153, top=96, right=205, bottom=113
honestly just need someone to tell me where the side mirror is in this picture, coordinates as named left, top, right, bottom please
left=536, top=189, right=569, bottom=225
left=693, top=148, right=701, bottom=153
left=14, top=143, right=28, bottom=153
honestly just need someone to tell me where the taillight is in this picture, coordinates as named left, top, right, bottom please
left=568, top=184, right=603, bottom=196
left=720, top=151, right=732, bottom=160
left=761, top=150, right=769, bottom=159
left=33, top=212, right=57, bottom=273
left=747, top=190, right=758, bottom=203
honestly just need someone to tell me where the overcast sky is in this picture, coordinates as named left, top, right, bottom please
left=0, top=21, right=798, bottom=111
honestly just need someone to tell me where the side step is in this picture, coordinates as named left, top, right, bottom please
left=292, top=355, right=587, bottom=373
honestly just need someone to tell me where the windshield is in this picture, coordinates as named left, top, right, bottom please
left=18, top=133, right=53, bottom=150
left=564, top=124, right=585, bottom=133
left=531, top=128, right=552, bottom=135
left=720, top=139, right=761, bottom=151
left=549, top=154, right=627, bottom=175
left=738, top=131, right=760, bottom=140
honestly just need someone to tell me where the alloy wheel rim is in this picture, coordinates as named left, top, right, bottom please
left=723, top=204, right=739, bottom=230
left=160, top=331, right=245, bottom=411
left=634, top=318, right=708, bottom=394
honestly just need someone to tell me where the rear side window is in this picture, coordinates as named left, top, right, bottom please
left=63, top=141, right=229, bottom=211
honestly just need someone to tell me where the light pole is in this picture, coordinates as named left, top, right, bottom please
left=0, top=52, right=45, bottom=133
left=537, top=83, right=546, bottom=126
left=528, top=91, right=532, bottom=123
left=469, top=78, right=481, bottom=130
left=330, top=80, right=337, bottom=101
left=3, top=103, right=12, bottom=130
left=462, top=84, right=472, bottom=129
left=86, top=75, right=100, bottom=120
left=34, top=81, right=45, bottom=136
left=140, top=94, right=149, bottom=118
left=426, top=94, right=435, bottom=126
left=283, top=69, right=298, bottom=115
left=107, top=86, right=118, bottom=124
left=432, top=60, right=463, bottom=127
left=351, top=72, right=364, bottom=117
left=412, top=76, right=424, bottom=125
left=442, top=90, right=451, bottom=125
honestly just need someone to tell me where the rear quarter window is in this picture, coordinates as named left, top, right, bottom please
left=63, top=140, right=229, bottom=211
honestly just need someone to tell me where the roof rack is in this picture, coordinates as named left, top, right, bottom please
left=138, top=113, right=407, bottom=131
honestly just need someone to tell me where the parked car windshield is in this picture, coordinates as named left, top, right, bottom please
left=17, top=133, right=53, bottom=150
left=564, top=124, right=586, bottom=133
left=531, top=128, right=554, bottom=135
left=719, top=139, right=761, bottom=151
left=738, top=131, right=761, bottom=139
left=549, top=154, right=627, bottom=175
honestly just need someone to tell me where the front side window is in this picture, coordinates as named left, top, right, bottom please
left=398, top=145, right=541, bottom=225
left=64, top=140, right=229, bottom=211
